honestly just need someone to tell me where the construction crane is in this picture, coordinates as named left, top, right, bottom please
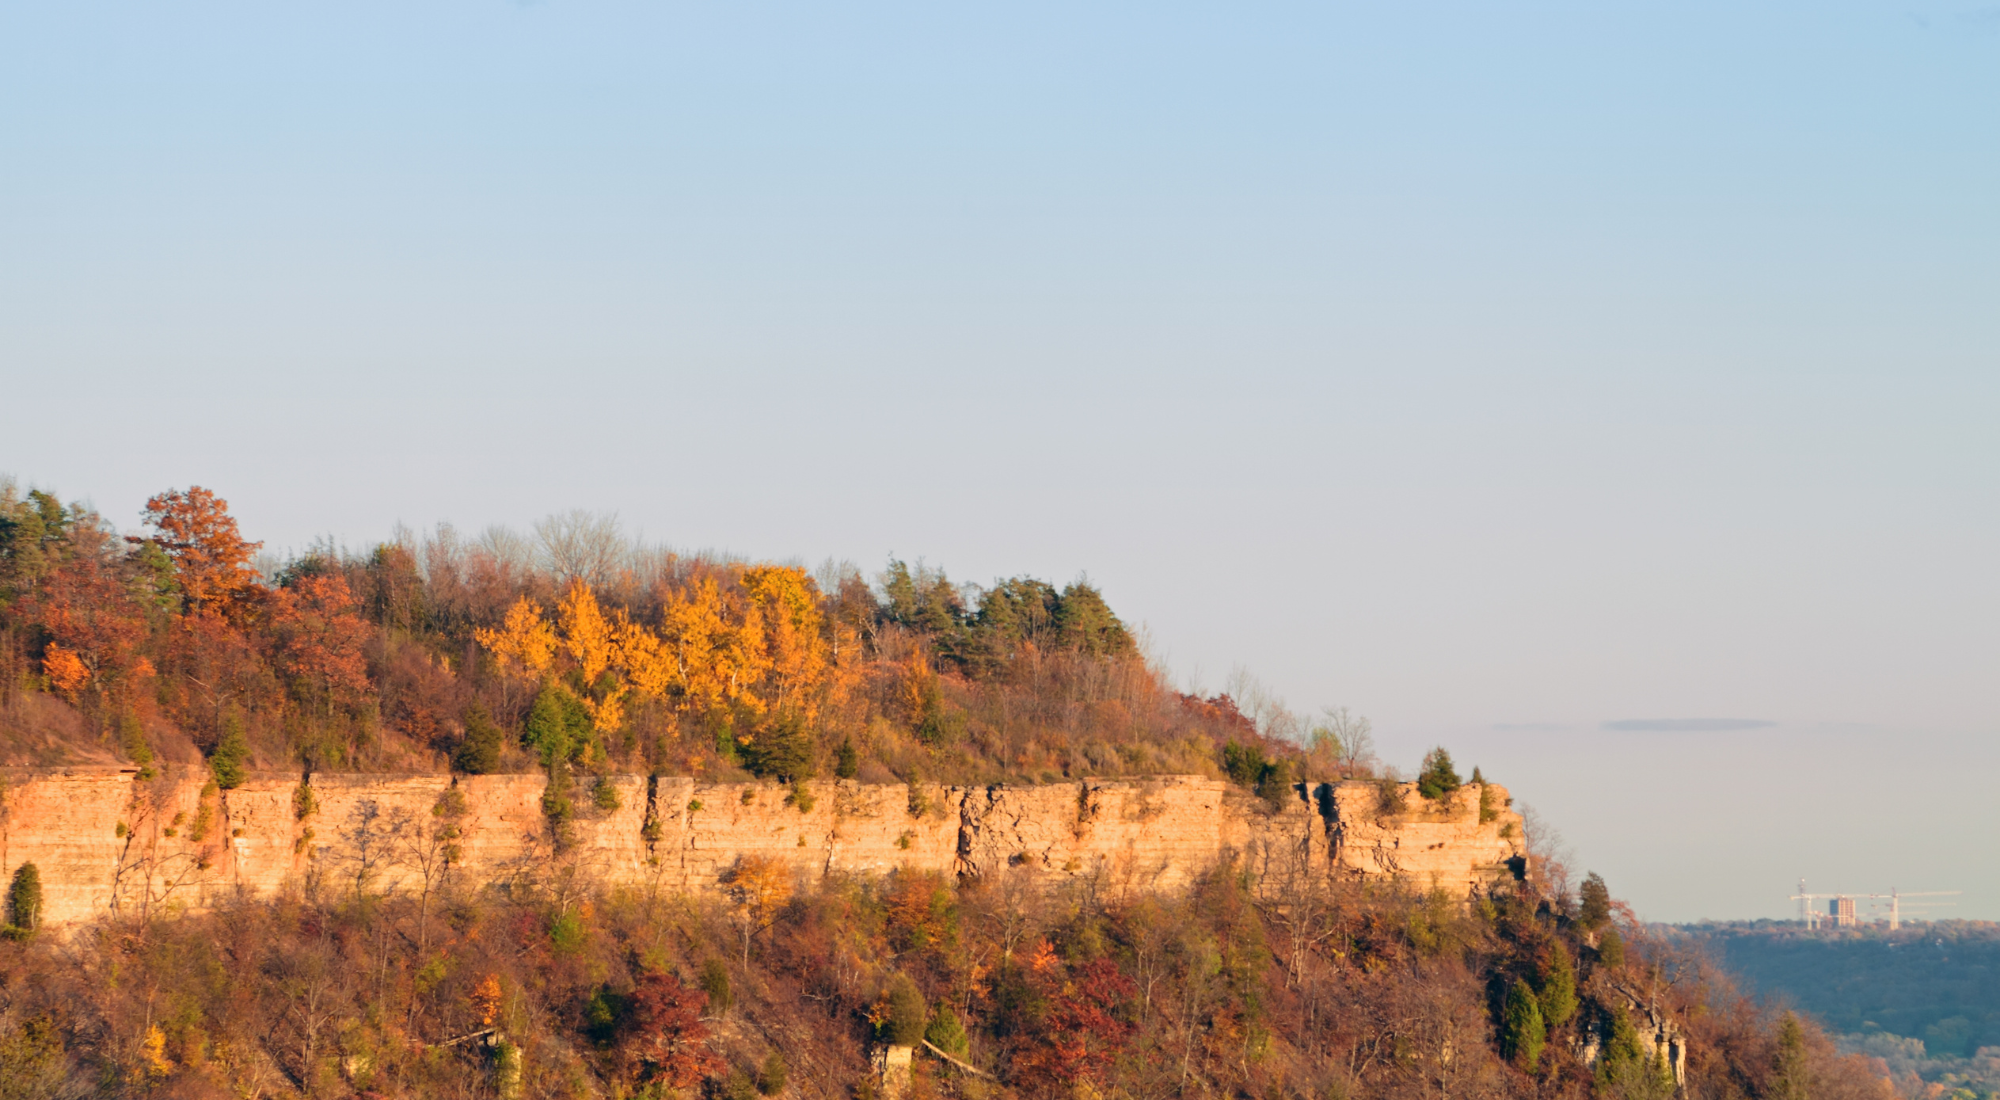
left=1789, top=880, right=1959, bottom=930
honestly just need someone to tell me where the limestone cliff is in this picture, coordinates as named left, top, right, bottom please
left=0, top=767, right=1525, bottom=927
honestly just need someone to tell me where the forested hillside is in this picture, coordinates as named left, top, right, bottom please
left=1677, top=922, right=2000, bottom=1096
left=0, top=482, right=1317, bottom=792
left=0, top=481, right=1898, bottom=1098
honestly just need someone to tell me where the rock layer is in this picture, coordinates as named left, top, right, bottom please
left=0, top=768, right=1525, bottom=927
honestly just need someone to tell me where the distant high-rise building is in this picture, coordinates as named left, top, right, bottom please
left=1829, top=897, right=1856, bottom=928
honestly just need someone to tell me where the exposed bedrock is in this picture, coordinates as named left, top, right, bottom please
left=0, top=768, right=1525, bottom=927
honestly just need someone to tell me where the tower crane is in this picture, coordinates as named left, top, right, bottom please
left=1789, top=880, right=1959, bottom=930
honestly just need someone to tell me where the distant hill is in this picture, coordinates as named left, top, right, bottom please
left=1674, top=920, right=2000, bottom=1094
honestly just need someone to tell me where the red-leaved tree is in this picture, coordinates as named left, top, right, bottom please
left=620, top=970, right=722, bottom=1088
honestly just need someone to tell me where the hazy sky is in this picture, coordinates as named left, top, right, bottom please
left=3, top=2, right=1995, bottom=922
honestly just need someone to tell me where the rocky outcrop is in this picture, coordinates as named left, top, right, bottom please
left=0, top=767, right=1525, bottom=927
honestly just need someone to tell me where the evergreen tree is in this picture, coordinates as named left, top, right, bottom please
left=1501, top=978, right=1546, bottom=1072
left=1597, top=925, right=1626, bottom=968
left=7, top=862, right=42, bottom=933
left=210, top=714, right=250, bottom=789
left=524, top=684, right=593, bottom=767
left=1416, top=747, right=1461, bottom=799
left=453, top=703, right=505, bottom=775
left=741, top=712, right=815, bottom=784
left=834, top=737, right=859, bottom=780
left=1577, top=872, right=1613, bottom=930
left=1538, top=940, right=1578, bottom=1029
left=1771, top=1012, right=1811, bottom=1100
left=882, top=974, right=927, bottom=1046
left=924, top=1006, right=970, bottom=1057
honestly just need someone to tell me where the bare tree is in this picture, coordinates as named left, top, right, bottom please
left=534, top=509, right=628, bottom=589
left=1309, top=706, right=1376, bottom=777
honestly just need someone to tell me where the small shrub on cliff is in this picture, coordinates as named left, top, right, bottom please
left=756, top=1051, right=788, bottom=1095
left=835, top=737, right=859, bottom=780
left=700, top=958, right=733, bottom=1015
left=1256, top=757, right=1295, bottom=810
left=119, top=713, right=155, bottom=780
left=1373, top=775, right=1407, bottom=816
left=1220, top=739, right=1264, bottom=786
left=1415, top=747, right=1461, bottom=800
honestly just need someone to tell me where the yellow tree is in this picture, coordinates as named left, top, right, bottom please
left=741, top=565, right=829, bottom=718
left=475, top=598, right=557, bottom=680
left=727, top=854, right=795, bottom=967
left=658, top=574, right=771, bottom=715
left=555, top=582, right=628, bottom=732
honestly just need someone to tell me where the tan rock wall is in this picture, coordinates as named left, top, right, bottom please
left=0, top=768, right=1525, bottom=927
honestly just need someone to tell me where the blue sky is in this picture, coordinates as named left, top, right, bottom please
left=3, top=2, right=1995, bottom=921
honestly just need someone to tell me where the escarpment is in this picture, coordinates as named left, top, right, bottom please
left=0, top=769, right=1525, bottom=927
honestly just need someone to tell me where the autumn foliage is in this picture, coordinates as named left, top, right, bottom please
left=1, top=478, right=1291, bottom=788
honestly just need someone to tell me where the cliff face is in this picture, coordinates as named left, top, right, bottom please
left=0, top=768, right=1525, bottom=927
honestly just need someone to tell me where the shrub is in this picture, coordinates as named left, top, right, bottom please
left=593, top=779, right=621, bottom=812
left=1256, top=757, right=1295, bottom=810
left=756, top=1051, right=788, bottom=1095
left=700, top=958, right=733, bottom=1015
left=834, top=737, right=859, bottom=780
left=1373, top=776, right=1406, bottom=816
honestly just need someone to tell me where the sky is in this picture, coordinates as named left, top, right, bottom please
left=2, top=1, right=1995, bottom=923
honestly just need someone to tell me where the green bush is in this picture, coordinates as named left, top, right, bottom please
left=700, top=957, right=733, bottom=1014
left=834, top=737, right=859, bottom=780
left=756, top=1050, right=788, bottom=1095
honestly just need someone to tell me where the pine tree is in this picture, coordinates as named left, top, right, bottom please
left=1416, top=747, right=1461, bottom=799
left=7, top=862, right=42, bottom=933
left=925, top=1005, right=970, bottom=1057
left=1538, top=940, right=1578, bottom=1029
left=834, top=737, right=859, bottom=780
left=210, top=714, right=249, bottom=789
left=1771, top=1012, right=1811, bottom=1100
left=1598, top=925, right=1626, bottom=968
left=1501, top=978, right=1546, bottom=1072
left=1578, top=872, right=1612, bottom=930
